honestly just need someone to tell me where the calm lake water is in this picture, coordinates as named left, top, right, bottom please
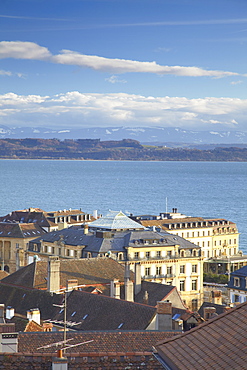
left=1, top=159, right=247, bottom=253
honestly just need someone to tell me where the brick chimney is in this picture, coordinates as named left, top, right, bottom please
left=66, top=279, right=78, bottom=292
left=6, top=307, right=14, bottom=320
left=84, top=224, right=89, bottom=235
left=156, top=301, right=172, bottom=331
left=143, top=291, right=149, bottom=305
left=0, top=304, right=5, bottom=324
left=124, top=263, right=134, bottom=302
left=134, top=263, right=142, bottom=296
left=110, top=279, right=120, bottom=299
left=211, top=290, right=222, bottom=305
left=203, top=307, right=217, bottom=320
left=47, top=256, right=60, bottom=293
left=27, top=308, right=40, bottom=325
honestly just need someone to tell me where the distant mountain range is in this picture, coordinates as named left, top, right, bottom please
left=0, top=125, right=247, bottom=148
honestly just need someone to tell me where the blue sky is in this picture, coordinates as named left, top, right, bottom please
left=0, top=0, right=247, bottom=131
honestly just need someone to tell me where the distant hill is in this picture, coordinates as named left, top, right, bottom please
left=1, top=125, right=247, bottom=147
left=1, top=138, right=247, bottom=161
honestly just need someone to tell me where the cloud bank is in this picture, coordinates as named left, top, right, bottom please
left=0, top=41, right=240, bottom=77
left=0, top=91, right=246, bottom=130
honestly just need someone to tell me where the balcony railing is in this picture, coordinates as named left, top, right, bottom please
left=143, top=273, right=176, bottom=279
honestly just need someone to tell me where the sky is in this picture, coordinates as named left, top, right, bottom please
left=0, top=0, right=247, bottom=131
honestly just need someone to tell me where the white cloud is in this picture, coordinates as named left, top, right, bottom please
left=0, top=69, right=12, bottom=76
left=231, top=80, right=243, bottom=85
left=105, top=75, right=127, bottom=84
left=0, top=41, right=51, bottom=60
left=0, top=91, right=247, bottom=130
left=0, top=41, right=241, bottom=78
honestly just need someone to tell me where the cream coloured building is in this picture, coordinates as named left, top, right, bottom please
left=135, top=209, right=240, bottom=260
left=28, top=211, right=204, bottom=310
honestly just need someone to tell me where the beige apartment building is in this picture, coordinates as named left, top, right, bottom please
left=135, top=209, right=240, bottom=259
left=28, top=211, right=204, bottom=310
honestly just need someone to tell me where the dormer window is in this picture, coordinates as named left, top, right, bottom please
left=234, top=277, right=240, bottom=287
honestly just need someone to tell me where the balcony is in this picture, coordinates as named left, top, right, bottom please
left=142, top=273, right=176, bottom=279
left=128, top=254, right=179, bottom=262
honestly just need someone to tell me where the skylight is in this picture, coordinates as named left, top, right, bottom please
left=117, top=323, right=124, bottom=329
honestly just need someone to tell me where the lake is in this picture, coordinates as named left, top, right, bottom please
left=1, top=159, right=246, bottom=253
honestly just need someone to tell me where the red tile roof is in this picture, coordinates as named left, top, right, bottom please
left=155, top=300, right=247, bottom=370
left=18, top=330, right=176, bottom=354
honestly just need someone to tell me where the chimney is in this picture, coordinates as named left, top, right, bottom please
left=6, top=307, right=14, bottom=320
left=16, top=248, right=25, bottom=270
left=110, top=279, right=120, bottom=299
left=48, top=256, right=60, bottom=293
left=27, top=308, right=40, bottom=325
left=143, top=291, right=149, bottom=305
left=43, top=322, right=53, bottom=332
left=66, top=279, right=78, bottom=292
left=93, top=210, right=98, bottom=219
left=134, top=263, right=142, bottom=296
left=124, top=263, right=134, bottom=302
left=156, top=301, right=172, bottom=331
left=0, top=304, right=5, bottom=324
left=211, top=290, right=222, bottom=305
left=203, top=307, right=217, bottom=320
left=84, top=224, right=89, bottom=234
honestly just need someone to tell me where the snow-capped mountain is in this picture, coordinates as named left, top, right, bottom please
left=0, top=125, right=247, bottom=147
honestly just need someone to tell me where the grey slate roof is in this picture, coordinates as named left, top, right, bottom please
left=88, top=210, right=144, bottom=230
left=52, top=289, right=156, bottom=331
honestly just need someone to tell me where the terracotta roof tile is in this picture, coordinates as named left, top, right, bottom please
left=155, top=301, right=247, bottom=370
left=18, top=330, right=176, bottom=354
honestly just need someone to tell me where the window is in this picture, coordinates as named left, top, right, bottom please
left=180, top=265, right=185, bottom=274
left=167, top=266, right=172, bottom=275
left=134, top=252, right=139, bottom=259
left=167, top=251, right=172, bottom=257
left=156, top=266, right=162, bottom=276
left=234, top=277, right=240, bottom=287
left=202, top=241, right=205, bottom=248
left=192, top=280, right=197, bottom=291
left=118, top=252, right=123, bottom=260
left=51, top=247, right=55, bottom=254
left=74, top=251, right=78, bottom=258
left=197, top=232, right=200, bottom=237
left=208, top=231, right=210, bottom=236
left=187, top=232, right=189, bottom=238
left=145, top=267, right=150, bottom=276
left=192, top=299, right=198, bottom=311
left=58, top=248, right=61, bottom=256
left=146, top=251, right=150, bottom=259
left=66, top=249, right=70, bottom=257
left=192, top=264, right=197, bottom=273
left=156, top=251, right=161, bottom=258
left=208, top=241, right=210, bottom=247
left=180, top=280, right=185, bottom=291
left=234, top=294, right=240, bottom=303
left=44, top=245, right=48, bottom=253
left=16, top=243, right=19, bottom=249
left=192, top=232, right=194, bottom=237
